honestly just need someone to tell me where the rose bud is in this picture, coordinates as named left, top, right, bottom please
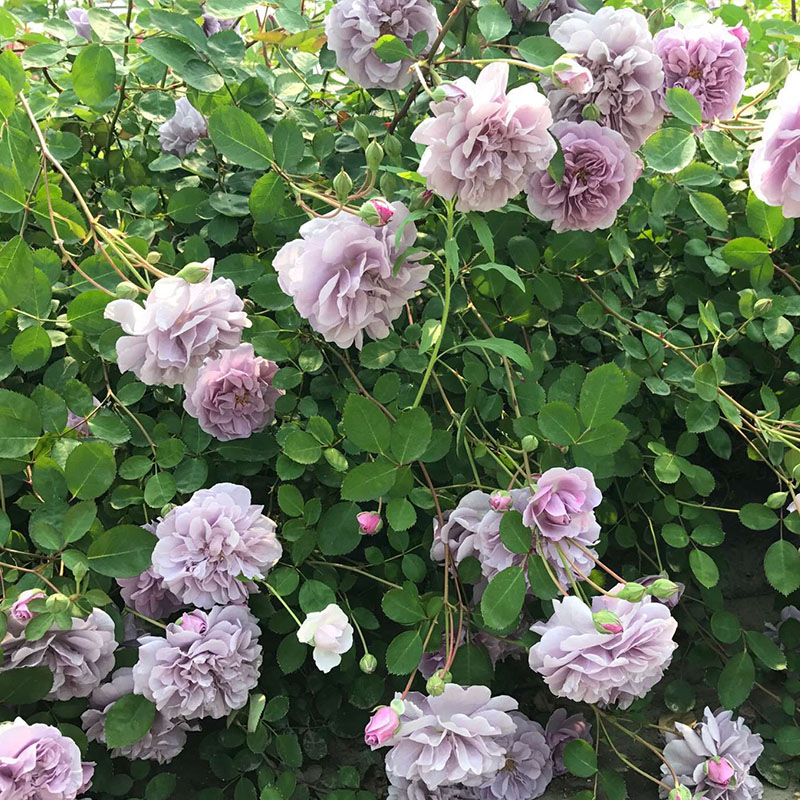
left=364, top=706, right=400, bottom=748
left=357, top=511, right=382, bottom=535
left=592, top=610, right=623, bottom=635
left=489, top=490, right=513, bottom=512
left=552, top=57, right=594, bottom=95
left=705, top=756, right=735, bottom=786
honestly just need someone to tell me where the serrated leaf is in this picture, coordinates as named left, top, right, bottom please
left=385, top=630, right=423, bottom=675
left=480, top=566, right=525, bottom=630
left=764, top=540, right=800, bottom=595
left=717, top=651, right=754, bottom=708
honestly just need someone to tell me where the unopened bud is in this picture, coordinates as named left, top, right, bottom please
left=753, top=298, right=773, bottom=316
left=521, top=435, right=538, bottom=452
left=357, top=511, right=382, bottom=535
left=616, top=582, right=646, bottom=602
left=383, top=133, right=402, bottom=160
left=114, top=281, right=140, bottom=300
left=389, top=698, right=406, bottom=716
left=360, top=653, right=378, bottom=674
left=45, top=593, right=70, bottom=613
left=785, top=371, right=800, bottom=386
left=365, top=140, right=384, bottom=173
left=646, top=578, right=681, bottom=600
left=426, top=673, right=446, bottom=696
left=669, top=786, right=693, bottom=800
left=352, top=120, right=370, bottom=149
left=146, top=251, right=161, bottom=264
left=379, top=172, right=397, bottom=200
left=359, top=199, right=394, bottom=228
left=766, top=491, right=788, bottom=509
left=333, top=169, right=353, bottom=202
left=429, top=86, right=447, bottom=102
left=551, top=56, right=594, bottom=95
left=489, top=490, right=513, bottom=512
left=593, top=610, right=623, bottom=635
left=175, top=262, right=211, bottom=284
left=581, top=102, right=601, bottom=121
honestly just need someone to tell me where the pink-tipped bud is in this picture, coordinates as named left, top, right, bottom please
left=669, top=786, right=693, bottom=800
left=364, top=706, right=400, bottom=748
left=706, top=757, right=735, bottom=786
left=489, top=490, right=513, bottom=512
left=592, top=610, right=623, bottom=635
left=357, top=511, right=382, bottom=535
left=551, top=57, right=594, bottom=95
left=178, top=611, right=207, bottom=634
left=359, top=199, right=394, bottom=227
left=729, top=23, right=749, bottom=48
left=10, top=590, right=45, bottom=624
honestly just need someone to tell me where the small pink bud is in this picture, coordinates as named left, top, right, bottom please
left=357, top=511, right=382, bottom=535
left=420, top=189, right=434, bottom=206
left=706, top=757, right=735, bottom=786
left=372, top=199, right=394, bottom=226
left=178, top=611, right=207, bottom=634
left=552, top=57, right=594, bottom=95
left=729, top=23, right=749, bottom=48
left=489, top=491, right=513, bottom=512
left=10, top=590, right=45, bottom=624
left=364, top=706, right=400, bottom=748
left=592, top=610, right=623, bottom=635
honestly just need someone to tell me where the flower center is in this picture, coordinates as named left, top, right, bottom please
left=503, top=757, right=516, bottom=772
left=575, top=167, right=589, bottom=184
left=234, top=391, right=250, bottom=407
left=379, top=22, right=394, bottom=36
left=688, top=66, right=703, bottom=80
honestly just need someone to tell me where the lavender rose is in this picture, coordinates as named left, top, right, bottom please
left=1, top=609, right=117, bottom=701
left=118, top=566, right=183, bottom=621
left=661, top=707, right=764, bottom=800
left=273, top=202, right=432, bottom=349
left=430, top=490, right=492, bottom=564
left=133, top=605, right=262, bottom=720
left=202, top=12, right=238, bottom=37
left=547, top=8, right=664, bottom=150
left=158, top=97, right=208, bottom=158
left=525, top=121, right=640, bottom=232
left=183, top=343, right=283, bottom=442
left=411, top=62, right=555, bottom=212
left=0, top=718, right=93, bottom=800
left=384, top=684, right=518, bottom=789
left=151, top=483, right=282, bottom=608
left=388, top=774, right=481, bottom=800
left=655, top=23, right=747, bottom=121
left=325, top=0, right=440, bottom=90
left=67, top=8, right=91, bottom=41
left=529, top=591, right=678, bottom=709
left=504, top=0, right=585, bottom=25
left=478, top=712, right=553, bottom=800
left=749, top=71, right=800, bottom=217
left=82, top=668, right=197, bottom=764
left=104, top=261, right=250, bottom=387
left=545, top=709, right=592, bottom=776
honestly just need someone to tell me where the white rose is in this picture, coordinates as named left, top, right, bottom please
left=296, top=603, right=354, bottom=673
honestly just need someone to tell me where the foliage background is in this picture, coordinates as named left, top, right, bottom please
left=1, top=0, right=800, bottom=798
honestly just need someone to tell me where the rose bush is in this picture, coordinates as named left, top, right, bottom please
left=0, top=1, right=800, bottom=799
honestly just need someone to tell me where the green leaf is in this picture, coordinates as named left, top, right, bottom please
left=105, top=694, right=156, bottom=749
left=72, top=45, right=116, bottom=106
left=746, top=191, right=786, bottom=242
left=666, top=87, right=702, bottom=125
left=450, top=643, right=494, bottom=686
left=690, top=192, right=728, bottom=231
left=499, top=511, right=531, bottom=555
left=461, top=339, right=532, bottom=371
left=63, top=501, right=97, bottom=544
left=66, top=441, right=116, bottom=499
left=342, top=394, right=391, bottom=454
left=168, top=187, right=207, bottom=223
left=775, top=726, right=800, bottom=756
left=11, top=325, right=51, bottom=372
left=563, top=739, right=598, bottom=778
left=272, top=118, right=304, bottom=172
left=249, top=172, right=284, bottom=223
left=374, top=35, right=412, bottom=63
left=744, top=630, right=787, bottom=671
left=480, top=566, right=526, bottom=630
left=477, top=3, right=512, bottom=41
left=739, top=503, right=778, bottom=531
left=468, top=213, right=495, bottom=261
left=642, top=128, right=697, bottom=173
left=317, top=502, right=361, bottom=556
left=689, top=549, right=719, bottom=588
left=67, top=290, right=113, bottom=335
left=717, top=651, right=755, bottom=708
left=0, top=164, right=24, bottom=213
left=283, top=430, right=322, bottom=464
left=0, top=389, right=42, bottom=457
left=721, top=237, right=771, bottom=269
left=578, top=419, right=628, bottom=456
left=386, top=630, right=423, bottom=675
left=341, top=458, right=396, bottom=501
left=538, top=402, right=580, bottom=445
left=579, top=363, right=627, bottom=427
left=382, top=587, right=426, bottom=624
left=208, top=107, right=273, bottom=169
left=278, top=485, right=304, bottom=517
left=391, top=407, right=432, bottom=463
left=516, top=36, right=565, bottom=67
left=711, top=611, right=741, bottom=643
left=144, top=472, right=176, bottom=507
left=87, top=524, right=157, bottom=578
left=87, top=8, right=130, bottom=41
left=693, top=362, right=718, bottom=401
left=0, top=666, right=53, bottom=704
left=0, top=237, right=35, bottom=311
left=702, top=130, right=739, bottom=165
left=472, top=263, right=525, bottom=293
left=764, top=540, right=800, bottom=595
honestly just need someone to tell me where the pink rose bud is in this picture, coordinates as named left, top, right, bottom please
left=372, top=199, right=394, bottom=226
left=729, top=23, right=749, bottom=48
left=552, top=57, right=594, bottom=95
left=669, top=786, right=693, bottom=800
left=592, top=610, right=623, bottom=635
left=364, top=706, right=400, bottom=748
left=178, top=611, right=207, bottom=634
left=357, top=511, right=382, bottom=535
left=489, top=490, right=513, bottom=512
left=706, top=757, right=735, bottom=786
left=10, top=590, right=45, bottom=624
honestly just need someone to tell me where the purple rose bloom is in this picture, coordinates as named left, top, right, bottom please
left=749, top=71, right=800, bottom=217
left=183, top=343, right=283, bottom=442
left=504, top=0, right=585, bottom=25
left=478, top=712, right=553, bottom=800
left=202, top=14, right=238, bottom=37
left=133, top=604, right=262, bottom=720
left=82, top=668, right=197, bottom=764
left=158, top=97, right=208, bottom=159
left=529, top=591, right=678, bottom=709
left=0, top=718, right=93, bottom=800
left=411, top=63, right=556, bottom=212
left=526, top=120, right=640, bottom=232
left=522, top=467, right=602, bottom=542
left=545, top=709, right=592, bottom=776
left=67, top=8, right=91, bottom=41
left=654, top=23, right=746, bottom=121
left=1, top=609, right=117, bottom=701
left=325, top=0, right=440, bottom=90
left=431, top=490, right=492, bottom=564
left=151, top=483, right=282, bottom=609
left=547, top=8, right=664, bottom=149
left=388, top=774, right=480, bottom=800
left=8, top=590, right=45, bottom=631
left=274, top=202, right=432, bottom=349
left=118, top=567, right=183, bottom=621
left=384, top=685, right=518, bottom=789
left=661, top=708, right=764, bottom=800
left=418, top=629, right=466, bottom=679
left=104, top=261, right=250, bottom=387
